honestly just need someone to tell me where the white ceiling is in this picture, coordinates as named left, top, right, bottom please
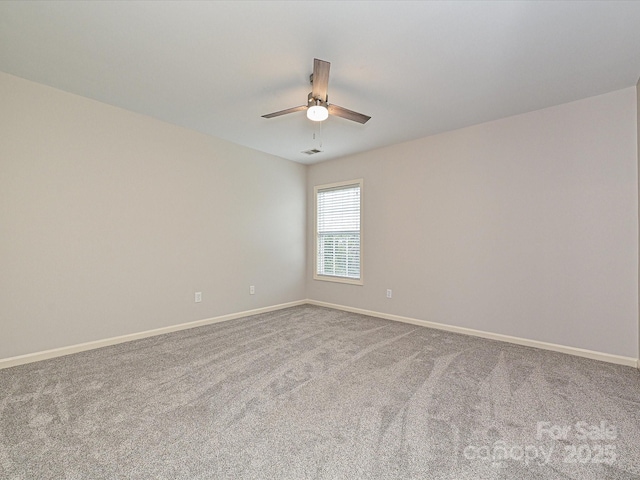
left=2, top=1, right=640, bottom=164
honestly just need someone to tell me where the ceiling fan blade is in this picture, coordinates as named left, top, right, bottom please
left=262, top=105, right=307, bottom=119
left=328, top=104, right=371, bottom=124
left=311, top=59, right=330, bottom=102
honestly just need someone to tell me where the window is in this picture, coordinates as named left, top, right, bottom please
left=314, top=179, right=363, bottom=285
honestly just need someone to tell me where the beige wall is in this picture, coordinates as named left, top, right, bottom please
left=2, top=71, right=638, bottom=363
left=307, top=87, right=639, bottom=358
left=0, top=72, right=306, bottom=359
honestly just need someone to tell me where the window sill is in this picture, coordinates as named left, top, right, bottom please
left=313, top=274, right=363, bottom=286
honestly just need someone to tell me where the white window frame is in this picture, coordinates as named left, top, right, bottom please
left=313, top=178, right=363, bottom=285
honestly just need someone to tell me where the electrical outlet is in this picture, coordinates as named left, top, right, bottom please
left=195, top=292, right=202, bottom=303
left=249, top=285, right=255, bottom=295
left=386, top=289, right=392, bottom=299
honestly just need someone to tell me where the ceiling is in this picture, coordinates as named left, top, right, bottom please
left=2, top=1, right=640, bottom=165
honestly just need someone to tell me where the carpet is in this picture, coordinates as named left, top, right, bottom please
left=1, top=305, right=639, bottom=479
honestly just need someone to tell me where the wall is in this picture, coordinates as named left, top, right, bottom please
left=0, top=72, right=306, bottom=359
left=307, top=87, right=639, bottom=359
left=2, top=71, right=637, bottom=363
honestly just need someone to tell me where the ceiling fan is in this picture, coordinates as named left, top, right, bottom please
left=262, top=58, right=371, bottom=124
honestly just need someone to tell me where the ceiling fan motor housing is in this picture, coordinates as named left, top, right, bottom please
left=308, top=92, right=327, bottom=108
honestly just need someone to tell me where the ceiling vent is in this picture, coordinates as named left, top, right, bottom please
left=302, top=148, right=323, bottom=155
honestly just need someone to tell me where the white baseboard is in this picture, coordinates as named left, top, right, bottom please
left=2, top=299, right=638, bottom=370
left=306, top=299, right=639, bottom=368
left=0, top=300, right=306, bottom=370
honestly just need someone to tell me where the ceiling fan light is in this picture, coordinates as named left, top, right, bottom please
left=307, top=105, right=329, bottom=122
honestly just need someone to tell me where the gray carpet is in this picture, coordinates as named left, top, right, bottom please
left=1, top=305, right=639, bottom=479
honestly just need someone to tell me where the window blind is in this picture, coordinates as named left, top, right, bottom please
left=316, top=183, right=361, bottom=280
